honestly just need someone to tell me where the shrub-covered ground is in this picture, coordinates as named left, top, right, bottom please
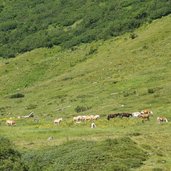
left=22, top=137, right=147, bottom=171
left=0, top=0, right=171, bottom=57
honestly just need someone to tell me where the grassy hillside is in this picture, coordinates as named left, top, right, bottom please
left=0, top=0, right=171, bottom=57
left=0, top=14, right=171, bottom=118
left=0, top=15, right=171, bottom=170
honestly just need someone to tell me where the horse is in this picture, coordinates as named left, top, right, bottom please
left=93, top=115, right=100, bottom=120
left=119, top=113, right=132, bottom=118
left=107, top=113, right=120, bottom=120
left=54, top=118, right=63, bottom=125
left=138, top=113, right=151, bottom=122
left=6, top=120, right=16, bottom=126
left=132, top=112, right=141, bottom=118
left=157, top=117, right=168, bottom=124
left=138, top=109, right=153, bottom=122
left=91, top=122, right=96, bottom=128
left=141, top=109, right=153, bottom=115
left=107, top=113, right=132, bottom=120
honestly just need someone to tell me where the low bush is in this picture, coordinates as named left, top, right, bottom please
left=129, top=32, right=138, bottom=39
left=148, top=88, right=155, bottom=94
left=0, top=137, right=26, bottom=171
left=75, top=105, right=91, bottom=113
left=9, top=93, right=25, bottom=99
left=26, top=104, right=37, bottom=110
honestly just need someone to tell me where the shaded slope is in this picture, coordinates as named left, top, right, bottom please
left=0, top=0, right=171, bottom=57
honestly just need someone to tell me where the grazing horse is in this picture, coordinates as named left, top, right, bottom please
left=107, top=113, right=132, bottom=120
left=91, top=122, right=96, bottom=128
left=138, top=113, right=151, bottom=122
left=73, top=116, right=80, bottom=122
left=107, top=113, right=120, bottom=120
left=141, top=109, right=153, bottom=115
left=138, top=109, right=153, bottom=122
left=6, top=120, right=16, bottom=126
left=93, top=115, right=100, bottom=120
left=54, top=118, right=63, bottom=125
left=73, top=115, right=100, bottom=122
left=157, top=117, right=168, bottom=124
left=119, top=113, right=132, bottom=118
left=132, top=112, right=141, bottom=118
left=73, top=116, right=83, bottom=122
left=85, top=115, right=100, bottom=121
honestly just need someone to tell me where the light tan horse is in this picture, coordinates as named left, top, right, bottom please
left=141, top=109, right=153, bottom=115
left=139, top=114, right=150, bottom=121
left=6, top=120, right=16, bottom=126
left=157, top=117, right=168, bottom=124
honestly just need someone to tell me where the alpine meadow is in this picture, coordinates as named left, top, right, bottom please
left=0, top=0, right=171, bottom=171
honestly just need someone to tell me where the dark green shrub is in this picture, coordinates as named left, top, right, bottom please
left=129, top=32, right=138, bottom=39
left=0, top=5, right=4, bottom=12
left=0, top=0, right=171, bottom=58
left=123, top=90, right=136, bottom=97
left=87, top=46, right=98, bottom=56
left=0, top=137, right=26, bottom=171
left=9, top=93, right=25, bottom=99
left=26, top=104, right=37, bottom=110
left=129, top=132, right=141, bottom=137
left=148, top=88, right=155, bottom=94
left=75, top=105, right=91, bottom=113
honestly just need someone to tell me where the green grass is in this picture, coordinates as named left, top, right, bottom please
left=0, top=15, right=171, bottom=118
left=0, top=117, right=171, bottom=170
left=0, top=15, right=171, bottom=170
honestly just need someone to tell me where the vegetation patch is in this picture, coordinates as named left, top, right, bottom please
left=0, top=0, right=171, bottom=57
left=74, top=105, right=92, bottom=113
left=9, top=93, right=25, bottom=99
left=22, top=137, right=147, bottom=171
left=129, top=32, right=138, bottom=39
left=0, top=137, right=26, bottom=171
left=25, top=104, right=37, bottom=110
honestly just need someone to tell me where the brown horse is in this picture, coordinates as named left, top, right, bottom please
left=107, top=114, right=120, bottom=120
left=138, top=113, right=151, bottom=122
left=107, top=113, right=132, bottom=120
left=139, top=109, right=153, bottom=122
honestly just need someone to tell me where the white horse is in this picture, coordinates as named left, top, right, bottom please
left=132, top=112, right=141, bottom=118
left=93, top=115, right=100, bottom=120
left=91, top=122, right=96, bottom=128
left=54, top=118, right=63, bottom=125
left=73, top=116, right=82, bottom=122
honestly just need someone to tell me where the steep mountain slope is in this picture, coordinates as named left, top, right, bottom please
left=0, top=14, right=171, bottom=118
left=0, top=0, right=171, bottom=57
